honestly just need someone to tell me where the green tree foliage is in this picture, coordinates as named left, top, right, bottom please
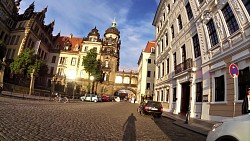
left=82, top=48, right=98, bottom=76
left=0, top=40, right=7, bottom=62
left=82, top=49, right=103, bottom=93
left=9, top=48, right=48, bottom=77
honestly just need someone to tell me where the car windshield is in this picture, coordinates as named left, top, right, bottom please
left=147, top=101, right=162, bottom=107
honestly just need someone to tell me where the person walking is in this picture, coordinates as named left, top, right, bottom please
left=242, top=87, right=250, bottom=114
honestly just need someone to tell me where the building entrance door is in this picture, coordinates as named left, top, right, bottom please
left=180, top=82, right=190, bottom=114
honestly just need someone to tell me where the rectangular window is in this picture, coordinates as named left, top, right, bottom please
left=166, top=89, right=169, bottom=102
left=242, top=0, right=250, bottom=15
left=165, top=32, right=168, bottom=47
left=14, top=35, right=20, bottom=45
left=173, top=53, right=176, bottom=70
left=171, top=25, right=174, bottom=39
left=10, top=49, right=15, bottom=59
left=10, top=35, right=16, bottom=45
left=147, top=71, right=151, bottom=77
left=178, top=15, right=183, bottom=30
left=198, top=0, right=204, bottom=4
left=0, top=31, right=4, bottom=40
left=161, top=39, right=164, bottom=52
left=206, top=19, right=219, bottom=46
left=6, top=48, right=11, bottom=59
left=238, top=67, right=250, bottom=100
left=51, top=56, right=56, bottom=63
left=161, top=90, right=164, bottom=101
left=148, top=59, right=151, bottom=64
left=185, top=2, right=193, bottom=20
left=146, top=83, right=150, bottom=89
left=181, top=45, right=186, bottom=62
left=173, top=88, right=177, bottom=102
left=71, top=58, right=77, bottom=66
left=196, top=82, right=202, bottom=102
left=192, top=34, right=201, bottom=58
left=158, top=66, right=160, bottom=79
left=162, top=62, right=164, bottom=77
left=59, top=57, right=67, bottom=65
left=215, top=75, right=225, bottom=102
left=167, top=58, right=169, bottom=74
left=50, top=67, right=54, bottom=75
left=222, top=3, right=239, bottom=35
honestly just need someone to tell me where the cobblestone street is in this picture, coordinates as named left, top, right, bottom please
left=0, top=97, right=206, bottom=141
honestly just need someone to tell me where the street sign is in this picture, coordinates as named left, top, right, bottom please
left=229, top=63, right=239, bottom=78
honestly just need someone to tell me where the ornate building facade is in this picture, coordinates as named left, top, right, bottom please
left=2, top=1, right=138, bottom=97
left=153, top=0, right=250, bottom=121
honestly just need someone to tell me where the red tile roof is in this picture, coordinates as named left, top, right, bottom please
left=144, top=41, right=155, bottom=53
left=56, top=35, right=83, bottom=51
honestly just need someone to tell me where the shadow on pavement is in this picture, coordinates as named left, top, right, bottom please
left=152, top=117, right=206, bottom=141
left=122, top=113, right=137, bottom=141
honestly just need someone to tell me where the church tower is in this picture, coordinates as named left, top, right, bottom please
left=101, top=19, right=121, bottom=83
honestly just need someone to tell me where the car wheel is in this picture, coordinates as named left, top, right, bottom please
left=216, top=136, right=238, bottom=141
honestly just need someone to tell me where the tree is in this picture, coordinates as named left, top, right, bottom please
left=82, top=48, right=103, bottom=93
left=10, top=48, right=48, bottom=78
left=0, top=40, right=7, bottom=62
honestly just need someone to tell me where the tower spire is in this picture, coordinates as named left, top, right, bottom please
left=112, top=18, right=116, bottom=27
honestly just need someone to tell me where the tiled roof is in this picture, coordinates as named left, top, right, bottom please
left=56, top=36, right=83, bottom=51
left=144, top=41, right=155, bottom=53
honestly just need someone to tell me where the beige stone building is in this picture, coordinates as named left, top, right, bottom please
left=137, top=41, right=156, bottom=103
left=153, top=0, right=250, bottom=121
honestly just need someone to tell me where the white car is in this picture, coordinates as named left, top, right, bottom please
left=206, top=114, right=250, bottom=141
left=80, top=94, right=98, bottom=102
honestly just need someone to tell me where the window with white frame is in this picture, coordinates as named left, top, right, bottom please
left=221, top=3, right=239, bottom=35
left=192, top=34, right=201, bottom=58
left=71, top=58, right=76, bottom=66
left=206, top=19, right=219, bottom=47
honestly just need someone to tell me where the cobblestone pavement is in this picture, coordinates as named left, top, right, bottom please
left=0, top=97, right=206, bottom=141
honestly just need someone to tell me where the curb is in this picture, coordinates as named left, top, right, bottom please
left=162, top=115, right=209, bottom=136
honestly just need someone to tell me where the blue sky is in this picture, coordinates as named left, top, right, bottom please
left=19, top=0, right=159, bottom=70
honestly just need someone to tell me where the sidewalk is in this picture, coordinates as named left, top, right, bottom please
left=1, top=91, right=50, bottom=101
left=0, top=91, right=81, bottom=102
left=162, top=112, right=218, bottom=136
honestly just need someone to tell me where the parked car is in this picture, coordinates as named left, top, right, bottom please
left=206, top=114, right=250, bottom=141
left=137, top=100, right=163, bottom=118
left=80, top=94, right=98, bottom=102
left=101, top=95, right=109, bottom=102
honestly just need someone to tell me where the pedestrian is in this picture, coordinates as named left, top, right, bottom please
left=242, top=87, right=250, bottom=114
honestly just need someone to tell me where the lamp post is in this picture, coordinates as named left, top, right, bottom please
left=29, top=69, right=35, bottom=95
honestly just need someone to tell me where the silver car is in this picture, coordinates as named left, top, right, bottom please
left=206, top=114, right=250, bottom=141
left=80, top=94, right=98, bottom=102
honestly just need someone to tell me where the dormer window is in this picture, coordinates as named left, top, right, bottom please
left=151, top=47, right=155, bottom=53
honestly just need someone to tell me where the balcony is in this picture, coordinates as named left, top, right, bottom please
left=175, top=58, right=193, bottom=74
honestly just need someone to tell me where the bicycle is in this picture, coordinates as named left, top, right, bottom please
left=53, top=93, right=69, bottom=103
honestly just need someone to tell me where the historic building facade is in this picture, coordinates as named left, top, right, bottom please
left=137, top=41, right=156, bottom=103
left=153, top=0, right=250, bottom=121
left=2, top=1, right=138, bottom=97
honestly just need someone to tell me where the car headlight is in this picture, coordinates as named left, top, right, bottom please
left=212, top=122, right=223, bottom=131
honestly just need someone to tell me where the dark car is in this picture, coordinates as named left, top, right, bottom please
left=138, top=100, right=163, bottom=117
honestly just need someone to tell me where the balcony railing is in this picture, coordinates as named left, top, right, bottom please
left=174, top=58, right=193, bottom=74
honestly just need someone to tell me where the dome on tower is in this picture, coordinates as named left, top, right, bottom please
left=88, top=26, right=100, bottom=38
left=105, top=20, right=120, bottom=36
